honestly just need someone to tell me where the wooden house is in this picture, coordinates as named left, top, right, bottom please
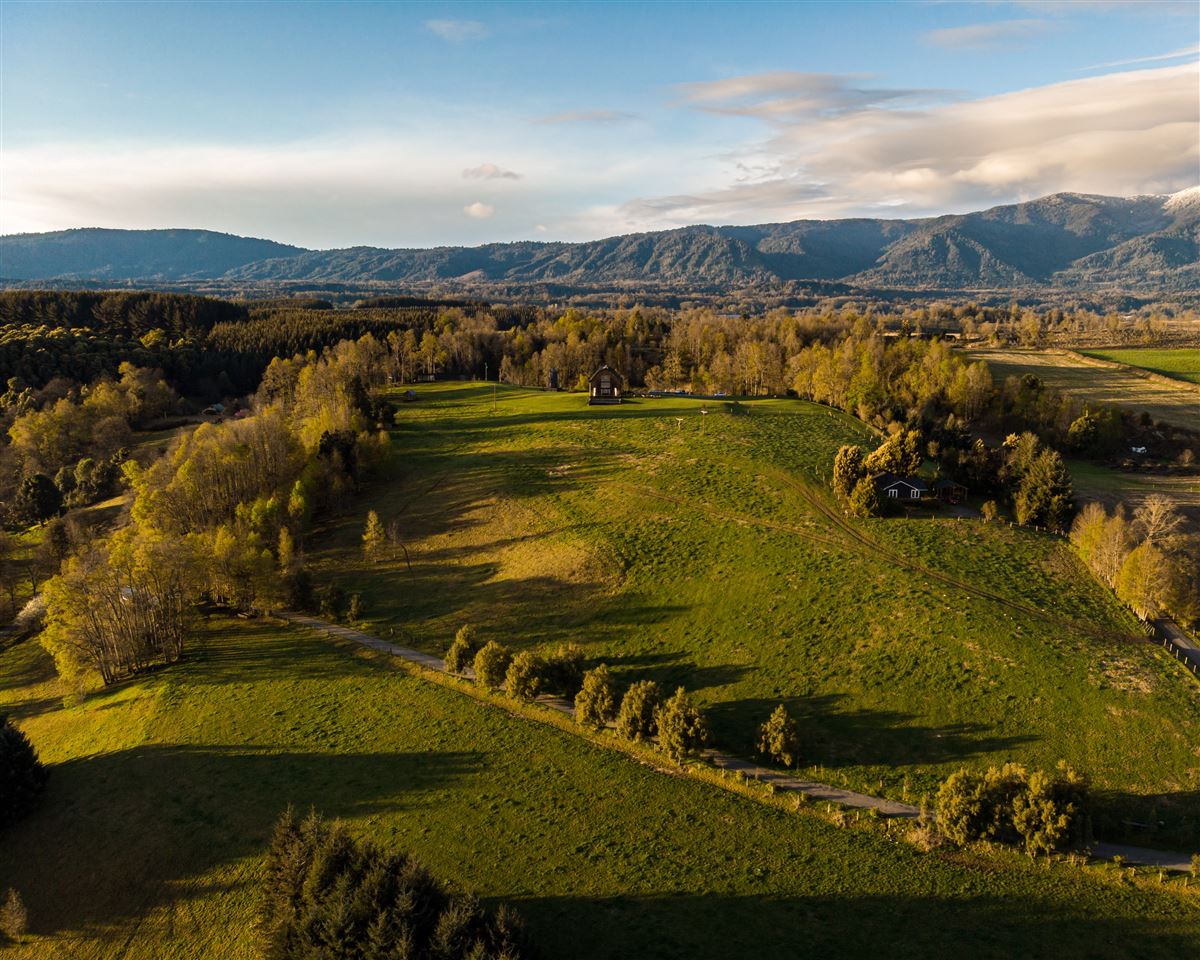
left=875, top=473, right=928, bottom=501
left=588, top=365, right=623, bottom=405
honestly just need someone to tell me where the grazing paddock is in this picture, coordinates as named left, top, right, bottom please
left=1080, top=348, right=1200, bottom=386
left=305, top=383, right=1200, bottom=841
left=1, top=620, right=1197, bottom=960
left=963, top=347, right=1200, bottom=429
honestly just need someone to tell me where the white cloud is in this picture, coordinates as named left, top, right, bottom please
left=462, top=162, right=522, bottom=180
left=424, top=19, right=488, bottom=42
left=534, top=109, right=638, bottom=125
left=1078, top=43, right=1200, bottom=71
left=632, top=62, right=1199, bottom=226
left=923, top=19, right=1050, bottom=49
left=463, top=201, right=495, bottom=219
left=674, top=72, right=949, bottom=121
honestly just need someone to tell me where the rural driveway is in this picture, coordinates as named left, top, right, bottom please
left=279, top=611, right=1199, bottom=873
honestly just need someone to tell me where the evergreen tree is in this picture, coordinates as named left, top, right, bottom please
left=832, top=445, right=865, bottom=499
left=362, top=510, right=387, bottom=563
left=575, top=665, right=618, bottom=731
left=0, top=715, right=48, bottom=828
left=655, top=687, right=709, bottom=762
left=472, top=641, right=511, bottom=690
left=616, top=679, right=662, bottom=742
left=757, top=704, right=800, bottom=768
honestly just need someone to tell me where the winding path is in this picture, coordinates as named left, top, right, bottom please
left=278, top=611, right=1197, bottom=873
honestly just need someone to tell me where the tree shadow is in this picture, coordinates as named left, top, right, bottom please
left=511, top=891, right=1198, bottom=960
left=0, top=744, right=484, bottom=937
left=706, top=694, right=1039, bottom=769
left=1091, top=788, right=1200, bottom=852
left=601, top=650, right=752, bottom=693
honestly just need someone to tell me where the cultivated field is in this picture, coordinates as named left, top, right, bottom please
left=1, top=619, right=1198, bottom=959
left=304, top=384, right=1200, bottom=839
left=963, top=347, right=1200, bottom=429
left=1081, top=348, right=1200, bottom=385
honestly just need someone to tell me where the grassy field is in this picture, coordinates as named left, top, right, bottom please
left=1081, top=348, right=1200, bottom=386
left=1, top=618, right=1197, bottom=959
left=304, top=383, right=1200, bottom=842
left=962, top=347, right=1200, bottom=429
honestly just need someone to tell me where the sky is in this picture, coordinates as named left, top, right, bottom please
left=1, top=0, right=1198, bottom=249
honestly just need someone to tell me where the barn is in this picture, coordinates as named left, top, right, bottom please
left=588, top=365, right=623, bottom=405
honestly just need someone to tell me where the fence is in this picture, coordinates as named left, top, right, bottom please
left=1147, top=621, right=1200, bottom=680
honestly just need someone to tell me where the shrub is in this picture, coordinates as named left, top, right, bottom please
left=472, top=641, right=511, bottom=690
left=655, top=687, right=709, bottom=762
left=544, top=642, right=586, bottom=697
left=505, top=651, right=544, bottom=702
left=757, top=704, right=800, bottom=768
left=259, top=808, right=534, bottom=960
left=980, top=500, right=999, bottom=522
left=575, top=665, right=618, bottom=730
left=0, top=889, right=27, bottom=943
left=936, top=763, right=1091, bottom=855
left=848, top=476, right=880, bottom=518
left=0, top=715, right=48, bottom=828
left=444, top=624, right=478, bottom=674
left=283, top=567, right=314, bottom=610
left=616, top=679, right=662, bottom=742
left=1011, top=763, right=1092, bottom=855
left=346, top=592, right=364, bottom=623
left=319, top=584, right=347, bottom=621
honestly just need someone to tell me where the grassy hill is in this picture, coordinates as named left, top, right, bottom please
left=303, top=384, right=1200, bottom=842
left=2, top=619, right=1197, bottom=959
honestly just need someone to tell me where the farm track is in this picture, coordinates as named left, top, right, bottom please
left=282, top=612, right=1198, bottom=872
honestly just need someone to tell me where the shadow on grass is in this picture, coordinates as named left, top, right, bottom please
left=1092, top=788, right=1200, bottom=852
left=0, top=743, right=484, bottom=937
left=706, top=694, right=1039, bottom=769
left=512, top=891, right=1198, bottom=960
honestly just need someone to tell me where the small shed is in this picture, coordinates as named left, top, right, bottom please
left=588, top=365, right=623, bottom=405
left=934, top=478, right=967, bottom=504
left=876, top=473, right=928, bottom=501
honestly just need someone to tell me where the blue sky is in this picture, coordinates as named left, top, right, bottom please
left=1, top=1, right=1197, bottom=248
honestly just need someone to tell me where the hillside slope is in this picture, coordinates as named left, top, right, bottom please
left=0, top=227, right=304, bottom=281
left=3, top=190, right=1197, bottom=290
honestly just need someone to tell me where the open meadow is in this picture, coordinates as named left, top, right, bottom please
left=962, top=347, right=1200, bottom=429
left=1081, top=348, right=1200, bottom=386
left=1, top=617, right=1198, bottom=959
left=302, top=383, right=1200, bottom=843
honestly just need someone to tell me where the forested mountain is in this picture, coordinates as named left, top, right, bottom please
left=3, top=191, right=1197, bottom=291
left=0, top=228, right=302, bottom=281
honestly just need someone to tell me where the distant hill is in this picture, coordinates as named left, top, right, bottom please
left=0, top=228, right=304, bottom=282
left=3, top=190, right=1197, bottom=292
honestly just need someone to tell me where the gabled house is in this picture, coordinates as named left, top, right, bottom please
left=875, top=472, right=928, bottom=501
left=588, top=365, right=623, bottom=405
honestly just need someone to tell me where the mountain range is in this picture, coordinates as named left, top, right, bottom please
left=2, top=189, right=1197, bottom=293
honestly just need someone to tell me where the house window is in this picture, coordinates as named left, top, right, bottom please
left=911, top=489, right=920, bottom=499
left=887, top=488, right=898, bottom=498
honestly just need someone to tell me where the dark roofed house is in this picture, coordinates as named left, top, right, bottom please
left=934, top=477, right=968, bottom=504
left=588, top=365, right=623, bottom=405
left=875, top=472, right=928, bottom=501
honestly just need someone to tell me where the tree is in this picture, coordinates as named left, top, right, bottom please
left=575, top=665, right=617, bottom=730
left=848, top=476, right=880, bottom=519
left=1133, top=495, right=1185, bottom=550
left=616, top=679, right=662, bottom=742
left=347, top=592, right=364, bottom=622
left=1115, top=543, right=1172, bottom=619
left=1066, top=411, right=1099, bottom=452
left=0, top=715, right=48, bottom=828
left=655, top=687, right=709, bottom=762
left=757, top=704, right=800, bottom=768
left=444, top=624, right=478, bottom=674
left=473, top=641, right=511, bottom=690
left=832, top=445, right=865, bottom=499
left=505, top=651, right=544, bottom=702
left=258, top=808, right=534, bottom=960
left=0, top=889, right=27, bottom=944
left=980, top=500, right=998, bottom=522
left=544, top=642, right=585, bottom=697
left=1013, top=449, right=1073, bottom=530
left=362, top=509, right=386, bottom=562
left=12, top=474, right=62, bottom=526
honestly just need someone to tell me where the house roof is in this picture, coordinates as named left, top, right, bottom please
left=589, top=364, right=622, bottom=383
left=875, top=472, right=928, bottom=493
left=934, top=477, right=966, bottom=490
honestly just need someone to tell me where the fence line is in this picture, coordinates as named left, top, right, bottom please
left=1147, top=621, right=1200, bottom=679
